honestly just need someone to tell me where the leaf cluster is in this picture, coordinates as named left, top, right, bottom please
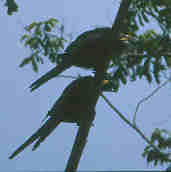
left=132, top=0, right=171, bottom=32
left=143, top=128, right=171, bottom=166
left=104, top=30, right=171, bottom=92
left=101, top=0, right=171, bottom=92
left=19, top=18, right=66, bottom=72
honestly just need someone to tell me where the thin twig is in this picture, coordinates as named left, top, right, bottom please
left=133, top=78, right=171, bottom=125
left=101, top=93, right=162, bottom=153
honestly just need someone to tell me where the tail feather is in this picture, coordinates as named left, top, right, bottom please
left=9, top=118, right=61, bottom=159
left=9, top=131, right=39, bottom=159
left=29, top=54, right=71, bottom=92
left=32, top=119, right=60, bottom=151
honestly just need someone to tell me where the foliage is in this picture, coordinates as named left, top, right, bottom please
left=105, top=30, right=171, bottom=92
left=100, top=0, right=171, bottom=92
left=19, top=18, right=66, bottom=72
left=4, top=0, right=18, bottom=15
left=143, top=128, right=171, bottom=166
left=132, top=0, right=171, bottom=32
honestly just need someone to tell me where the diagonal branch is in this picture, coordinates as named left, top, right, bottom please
left=101, top=93, right=162, bottom=154
left=133, top=78, right=171, bottom=124
left=111, top=0, right=132, bottom=33
left=65, top=113, right=95, bottom=172
left=65, top=1, right=132, bottom=171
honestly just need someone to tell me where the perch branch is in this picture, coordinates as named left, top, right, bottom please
left=101, top=93, right=161, bottom=153
left=65, top=117, right=94, bottom=172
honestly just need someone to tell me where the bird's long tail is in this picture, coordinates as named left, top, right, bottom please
left=9, top=117, right=61, bottom=159
left=29, top=54, right=71, bottom=92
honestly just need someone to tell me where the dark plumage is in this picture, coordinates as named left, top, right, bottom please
left=29, top=27, right=128, bottom=91
left=9, top=76, right=104, bottom=159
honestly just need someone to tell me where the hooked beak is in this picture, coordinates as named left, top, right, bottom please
left=120, top=34, right=131, bottom=41
left=103, top=80, right=109, bottom=85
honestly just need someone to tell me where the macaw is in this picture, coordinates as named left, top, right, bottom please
left=9, top=76, right=107, bottom=159
left=29, top=27, right=128, bottom=92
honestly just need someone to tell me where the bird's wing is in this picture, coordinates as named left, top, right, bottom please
left=30, top=27, right=113, bottom=92
left=66, top=27, right=112, bottom=53
left=9, top=76, right=98, bottom=160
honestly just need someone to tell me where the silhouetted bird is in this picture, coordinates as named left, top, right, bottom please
left=9, top=76, right=107, bottom=159
left=29, top=27, right=128, bottom=92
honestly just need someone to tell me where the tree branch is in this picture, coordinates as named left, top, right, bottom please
left=65, top=115, right=94, bottom=172
left=65, top=1, right=132, bottom=171
left=101, top=93, right=161, bottom=153
left=133, top=78, right=171, bottom=124
left=111, top=0, right=132, bottom=34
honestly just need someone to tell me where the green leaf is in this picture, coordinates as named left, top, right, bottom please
left=145, top=72, right=152, bottom=83
left=142, top=11, right=149, bottom=23
left=25, top=22, right=37, bottom=32
left=20, top=34, right=30, bottom=42
left=19, top=57, right=32, bottom=68
left=48, top=18, right=58, bottom=27
left=159, top=8, right=169, bottom=17
left=35, top=24, right=42, bottom=36
left=47, top=18, right=58, bottom=29
left=120, top=73, right=127, bottom=85
left=31, top=57, right=38, bottom=72
left=136, top=65, right=144, bottom=78
left=44, top=23, right=51, bottom=32
left=138, top=13, right=144, bottom=26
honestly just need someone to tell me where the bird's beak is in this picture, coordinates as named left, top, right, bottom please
left=103, top=80, right=109, bottom=85
left=120, top=34, right=131, bottom=41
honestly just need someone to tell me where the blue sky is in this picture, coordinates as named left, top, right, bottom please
left=1, top=0, right=171, bottom=171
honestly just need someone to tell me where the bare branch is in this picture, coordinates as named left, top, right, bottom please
left=65, top=115, right=94, bottom=172
left=133, top=78, right=171, bottom=124
left=111, top=0, right=131, bottom=33
left=101, top=93, right=164, bottom=155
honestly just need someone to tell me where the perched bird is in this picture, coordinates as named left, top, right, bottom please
left=9, top=76, right=107, bottom=159
left=29, top=27, right=128, bottom=92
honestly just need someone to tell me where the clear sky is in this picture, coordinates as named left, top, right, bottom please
left=1, top=0, right=171, bottom=171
